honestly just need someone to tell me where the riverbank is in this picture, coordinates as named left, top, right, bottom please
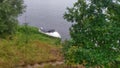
left=0, top=25, right=63, bottom=68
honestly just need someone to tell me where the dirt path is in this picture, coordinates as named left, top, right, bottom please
left=16, top=60, right=64, bottom=68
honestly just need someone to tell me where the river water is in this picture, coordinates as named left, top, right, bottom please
left=18, top=0, right=77, bottom=40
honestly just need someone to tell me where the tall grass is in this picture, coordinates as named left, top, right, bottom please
left=0, top=25, right=62, bottom=68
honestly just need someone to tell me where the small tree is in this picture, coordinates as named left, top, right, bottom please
left=64, top=0, right=120, bottom=67
left=0, top=0, right=25, bottom=37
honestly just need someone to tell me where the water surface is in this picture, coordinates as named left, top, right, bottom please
left=18, top=0, right=77, bottom=40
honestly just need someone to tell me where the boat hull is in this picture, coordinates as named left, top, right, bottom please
left=39, top=29, right=61, bottom=38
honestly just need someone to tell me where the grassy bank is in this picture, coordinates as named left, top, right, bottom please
left=0, top=25, right=120, bottom=68
left=0, top=25, right=63, bottom=68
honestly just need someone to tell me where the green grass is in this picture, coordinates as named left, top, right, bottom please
left=17, top=25, right=61, bottom=44
left=0, top=25, right=62, bottom=68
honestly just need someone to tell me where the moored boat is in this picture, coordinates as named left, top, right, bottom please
left=39, top=27, right=61, bottom=38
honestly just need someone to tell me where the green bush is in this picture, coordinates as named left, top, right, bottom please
left=0, top=0, right=25, bottom=38
left=64, top=0, right=120, bottom=67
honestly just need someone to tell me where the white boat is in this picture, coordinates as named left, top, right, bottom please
left=39, top=27, right=61, bottom=38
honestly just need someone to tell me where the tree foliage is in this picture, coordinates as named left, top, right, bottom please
left=64, top=0, right=120, bottom=67
left=0, top=0, right=25, bottom=37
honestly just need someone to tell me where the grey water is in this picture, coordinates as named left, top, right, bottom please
left=18, top=0, right=77, bottom=40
